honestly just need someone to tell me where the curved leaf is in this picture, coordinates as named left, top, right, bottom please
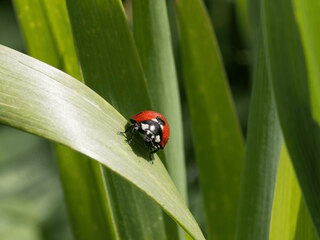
left=133, top=0, right=187, bottom=202
left=176, top=0, right=244, bottom=239
left=292, top=0, right=320, bottom=126
left=262, top=0, right=320, bottom=237
left=0, top=45, right=205, bottom=240
left=66, top=0, right=168, bottom=238
left=269, top=146, right=302, bottom=239
left=13, top=1, right=117, bottom=239
left=235, top=30, right=281, bottom=240
left=132, top=1, right=187, bottom=238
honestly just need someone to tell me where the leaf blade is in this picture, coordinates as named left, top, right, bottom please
left=133, top=0, right=187, bottom=202
left=65, top=0, right=169, bottom=238
left=12, top=1, right=117, bottom=238
left=176, top=0, right=244, bottom=239
left=0, top=45, right=205, bottom=240
left=269, top=146, right=302, bottom=239
left=292, top=0, right=320, bottom=126
left=132, top=1, right=187, bottom=238
left=235, top=30, right=281, bottom=240
left=262, top=0, right=320, bottom=236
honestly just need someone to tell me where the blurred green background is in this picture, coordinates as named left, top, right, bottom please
left=0, top=0, right=250, bottom=238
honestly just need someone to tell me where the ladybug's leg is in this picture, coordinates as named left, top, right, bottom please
left=118, top=124, right=132, bottom=136
left=118, top=124, right=133, bottom=138
left=149, top=146, right=160, bottom=163
left=144, top=134, right=152, bottom=144
left=149, top=153, right=154, bottom=163
left=125, top=125, right=134, bottom=145
left=149, top=148, right=159, bottom=154
left=125, top=123, right=139, bottom=144
left=119, top=121, right=139, bottom=145
left=145, top=138, right=159, bottom=152
left=150, top=144, right=161, bottom=154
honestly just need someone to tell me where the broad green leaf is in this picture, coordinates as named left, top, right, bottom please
left=133, top=0, right=187, bottom=202
left=66, top=0, right=151, bottom=116
left=235, top=30, right=281, bottom=240
left=295, top=200, right=318, bottom=239
left=0, top=45, right=205, bottom=240
left=100, top=169, right=167, bottom=239
left=12, top=0, right=58, bottom=66
left=13, top=0, right=80, bottom=79
left=132, top=1, right=187, bottom=238
left=270, top=145, right=317, bottom=239
left=55, top=146, right=117, bottom=240
left=269, top=146, right=301, bottom=239
left=262, top=0, right=320, bottom=237
left=292, top=0, right=320, bottom=126
left=13, top=1, right=117, bottom=239
left=66, top=0, right=168, bottom=238
left=176, top=0, right=244, bottom=239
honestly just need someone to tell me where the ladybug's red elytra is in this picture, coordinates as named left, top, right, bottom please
left=124, top=111, right=170, bottom=155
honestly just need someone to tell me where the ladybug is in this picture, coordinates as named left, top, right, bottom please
left=123, top=111, right=170, bottom=156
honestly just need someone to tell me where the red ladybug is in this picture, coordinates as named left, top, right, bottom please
left=124, top=111, right=170, bottom=155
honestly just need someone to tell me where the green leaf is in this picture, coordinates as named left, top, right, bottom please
left=176, top=0, right=244, bottom=239
left=13, top=1, right=117, bottom=239
left=55, top=145, right=118, bottom=240
left=0, top=45, right=205, bottom=240
left=270, top=145, right=317, bottom=239
left=133, top=0, right=187, bottom=202
left=235, top=30, right=281, bottom=240
left=66, top=0, right=169, bottom=238
left=12, top=0, right=58, bottom=67
left=262, top=0, right=320, bottom=237
left=100, top=170, right=167, bottom=239
left=269, top=146, right=301, bottom=239
left=292, top=0, right=320, bottom=126
left=13, top=0, right=80, bottom=79
left=132, top=1, right=187, bottom=238
left=295, top=200, right=318, bottom=239
left=66, top=0, right=151, bottom=116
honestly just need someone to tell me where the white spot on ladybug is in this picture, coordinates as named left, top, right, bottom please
left=150, top=125, right=155, bottom=131
left=146, top=130, right=154, bottom=138
left=141, top=123, right=149, bottom=130
left=155, top=135, right=161, bottom=143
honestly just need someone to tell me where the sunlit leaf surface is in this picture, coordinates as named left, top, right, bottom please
left=0, top=45, right=205, bottom=240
